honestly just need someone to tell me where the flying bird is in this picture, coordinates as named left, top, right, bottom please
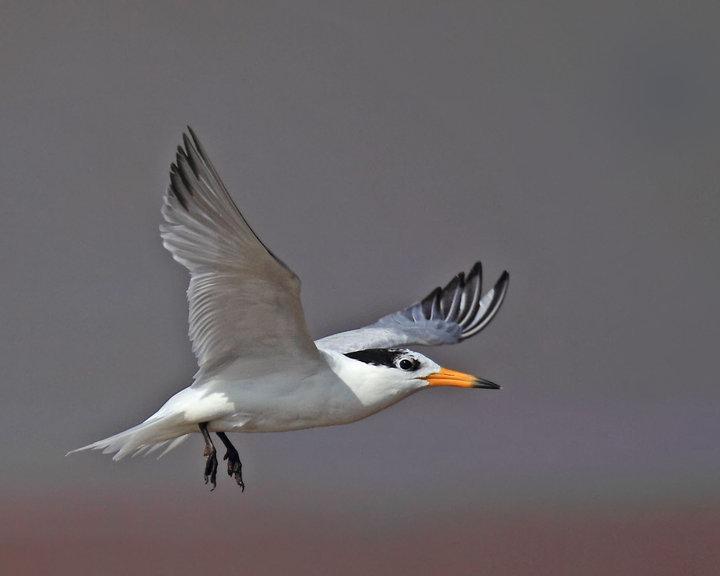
left=70, top=129, right=510, bottom=490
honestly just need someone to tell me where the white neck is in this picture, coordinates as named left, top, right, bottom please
left=320, top=350, right=425, bottom=414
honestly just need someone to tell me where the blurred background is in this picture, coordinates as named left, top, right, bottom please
left=2, top=1, right=719, bottom=574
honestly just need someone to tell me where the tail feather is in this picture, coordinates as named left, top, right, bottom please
left=67, top=417, right=191, bottom=461
left=157, top=435, right=190, bottom=459
left=144, top=440, right=170, bottom=456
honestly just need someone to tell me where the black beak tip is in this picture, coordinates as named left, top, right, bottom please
left=474, top=378, right=501, bottom=390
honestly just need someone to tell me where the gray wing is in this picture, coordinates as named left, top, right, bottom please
left=315, top=263, right=509, bottom=354
left=160, top=128, right=322, bottom=377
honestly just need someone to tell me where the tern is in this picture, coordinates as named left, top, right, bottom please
left=70, top=129, right=510, bottom=490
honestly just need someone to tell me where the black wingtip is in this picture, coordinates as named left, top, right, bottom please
left=497, top=270, right=510, bottom=294
left=459, top=267, right=510, bottom=340
left=168, top=167, right=189, bottom=210
left=176, top=145, right=188, bottom=162
left=181, top=133, right=193, bottom=155
left=443, top=272, right=464, bottom=293
left=421, top=286, right=442, bottom=318
left=186, top=126, right=204, bottom=156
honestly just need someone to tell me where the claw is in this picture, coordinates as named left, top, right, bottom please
left=203, top=449, right=218, bottom=489
left=215, top=432, right=245, bottom=490
left=199, top=423, right=220, bottom=490
left=224, top=449, right=244, bottom=489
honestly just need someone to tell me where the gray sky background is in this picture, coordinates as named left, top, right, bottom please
left=2, top=2, right=720, bottom=574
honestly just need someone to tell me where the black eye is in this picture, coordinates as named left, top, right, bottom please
left=398, top=358, right=416, bottom=371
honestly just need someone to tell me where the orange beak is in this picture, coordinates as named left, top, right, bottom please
left=423, top=367, right=501, bottom=389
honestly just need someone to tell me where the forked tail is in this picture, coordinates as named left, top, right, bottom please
left=67, top=416, right=191, bottom=461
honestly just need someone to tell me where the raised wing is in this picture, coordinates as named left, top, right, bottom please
left=160, top=128, right=322, bottom=376
left=315, top=262, right=509, bottom=354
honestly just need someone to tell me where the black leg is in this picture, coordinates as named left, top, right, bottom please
left=217, top=432, right=245, bottom=491
left=199, top=423, right=218, bottom=490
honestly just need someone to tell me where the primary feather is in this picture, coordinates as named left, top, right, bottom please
left=315, top=263, right=509, bottom=354
left=161, top=128, right=322, bottom=377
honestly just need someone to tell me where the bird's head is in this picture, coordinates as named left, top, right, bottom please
left=343, top=348, right=500, bottom=392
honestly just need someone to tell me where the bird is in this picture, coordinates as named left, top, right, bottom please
left=69, top=128, right=510, bottom=491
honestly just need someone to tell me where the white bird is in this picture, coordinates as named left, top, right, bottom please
left=70, top=129, right=510, bottom=490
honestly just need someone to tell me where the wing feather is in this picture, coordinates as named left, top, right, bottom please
left=315, top=263, right=509, bottom=353
left=160, top=128, right=321, bottom=376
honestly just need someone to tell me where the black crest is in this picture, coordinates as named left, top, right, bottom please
left=344, top=348, right=406, bottom=368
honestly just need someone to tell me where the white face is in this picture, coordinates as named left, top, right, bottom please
left=331, top=348, right=438, bottom=409
left=333, top=347, right=496, bottom=415
left=340, top=347, right=496, bottom=392
left=383, top=349, right=441, bottom=384
left=341, top=348, right=440, bottom=392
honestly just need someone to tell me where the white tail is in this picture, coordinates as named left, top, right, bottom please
left=67, top=416, right=191, bottom=461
